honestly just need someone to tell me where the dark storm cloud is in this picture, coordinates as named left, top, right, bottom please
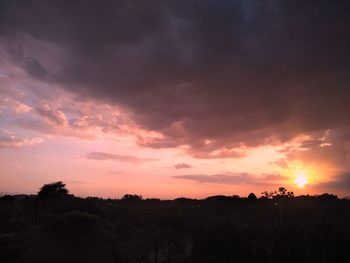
left=1, top=0, right=350, bottom=156
left=23, top=57, right=49, bottom=80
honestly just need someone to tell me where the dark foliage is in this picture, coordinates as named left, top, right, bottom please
left=0, top=186, right=349, bottom=263
left=248, top=193, right=257, bottom=201
left=121, top=194, right=143, bottom=202
left=37, top=181, right=69, bottom=200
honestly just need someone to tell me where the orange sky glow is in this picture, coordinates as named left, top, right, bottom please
left=0, top=71, right=347, bottom=198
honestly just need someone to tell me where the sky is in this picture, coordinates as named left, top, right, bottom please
left=0, top=0, right=349, bottom=198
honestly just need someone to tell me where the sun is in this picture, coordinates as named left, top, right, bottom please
left=294, top=170, right=308, bottom=188
left=295, top=176, right=307, bottom=188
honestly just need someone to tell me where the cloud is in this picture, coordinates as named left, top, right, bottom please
left=173, top=172, right=286, bottom=186
left=187, top=147, right=247, bottom=159
left=282, top=129, right=350, bottom=170
left=272, top=158, right=289, bottom=169
left=15, top=117, right=96, bottom=140
left=0, top=129, right=43, bottom=148
left=0, top=1, right=349, bottom=158
left=317, top=172, right=350, bottom=191
left=24, top=57, right=49, bottom=80
left=86, top=152, right=158, bottom=163
left=36, top=104, right=68, bottom=127
left=0, top=71, right=31, bottom=114
left=174, top=163, right=192, bottom=169
left=12, top=91, right=136, bottom=140
left=12, top=101, right=31, bottom=113
left=67, top=180, right=96, bottom=185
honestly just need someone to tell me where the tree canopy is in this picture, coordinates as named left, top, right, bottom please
left=37, top=181, right=69, bottom=200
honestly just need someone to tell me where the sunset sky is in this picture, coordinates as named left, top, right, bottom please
left=0, top=1, right=349, bottom=198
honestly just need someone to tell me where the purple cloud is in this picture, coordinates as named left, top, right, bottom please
left=0, top=0, right=349, bottom=159
left=86, top=152, right=158, bottom=163
left=0, top=129, right=42, bottom=148
left=174, top=163, right=192, bottom=169
left=173, top=172, right=287, bottom=186
left=36, top=104, right=68, bottom=127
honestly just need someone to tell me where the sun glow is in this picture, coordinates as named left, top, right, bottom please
left=294, top=170, right=308, bottom=188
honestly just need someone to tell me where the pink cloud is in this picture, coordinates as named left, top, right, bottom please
left=86, top=152, right=158, bottom=164
left=36, top=104, right=68, bottom=127
left=0, top=73, right=31, bottom=114
left=0, top=129, right=43, bottom=148
left=173, top=172, right=287, bottom=186
left=174, top=163, right=192, bottom=169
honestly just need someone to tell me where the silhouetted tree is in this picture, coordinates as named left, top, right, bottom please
left=248, top=193, right=257, bottom=201
left=275, top=187, right=294, bottom=199
left=317, top=193, right=338, bottom=200
left=278, top=187, right=287, bottom=196
left=261, top=187, right=294, bottom=199
left=261, top=191, right=274, bottom=199
left=0, top=195, right=15, bottom=202
left=37, top=181, right=69, bottom=200
left=121, top=194, right=142, bottom=202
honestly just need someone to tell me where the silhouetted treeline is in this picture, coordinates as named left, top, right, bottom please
left=0, top=184, right=349, bottom=263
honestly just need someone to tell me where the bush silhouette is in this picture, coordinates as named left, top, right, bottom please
left=121, top=194, right=142, bottom=202
left=248, top=193, right=257, bottom=201
left=37, top=181, right=69, bottom=200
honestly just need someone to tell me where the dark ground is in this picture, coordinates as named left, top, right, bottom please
left=0, top=190, right=349, bottom=263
